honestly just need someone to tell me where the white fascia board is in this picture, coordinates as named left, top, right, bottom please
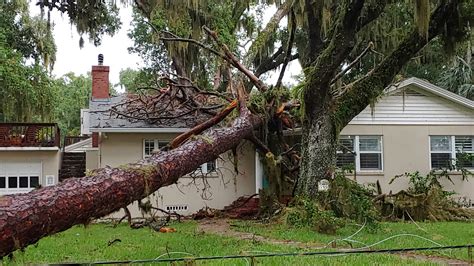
left=89, top=127, right=190, bottom=133
left=0, top=147, right=59, bottom=151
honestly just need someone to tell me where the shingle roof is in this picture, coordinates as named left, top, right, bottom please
left=89, top=94, right=214, bottom=131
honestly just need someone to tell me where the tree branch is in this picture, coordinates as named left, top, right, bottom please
left=246, top=1, right=290, bottom=65
left=303, top=0, right=365, bottom=116
left=169, top=100, right=238, bottom=149
left=275, top=9, right=296, bottom=89
left=335, top=0, right=461, bottom=127
left=255, top=52, right=299, bottom=78
left=330, top=41, right=374, bottom=84
left=203, top=26, right=268, bottom=92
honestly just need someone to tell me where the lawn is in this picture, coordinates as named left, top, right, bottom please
left=231, top=220, right=474, bottom=261
left=1, top=221, right=448, bottom=265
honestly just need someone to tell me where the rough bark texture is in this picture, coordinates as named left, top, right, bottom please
left=0, top=108, right=260, bottom=257
left=296, top=108, right=337, bottom=199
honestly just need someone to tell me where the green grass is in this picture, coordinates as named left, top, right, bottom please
left=231, top=220, right=474, bottom=261
left=3, top=221, right=441, bottom=265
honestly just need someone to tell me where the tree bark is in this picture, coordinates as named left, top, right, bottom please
left=296, top=107, right=337, bottom=199
left=0, top=107, right=261, bottom=258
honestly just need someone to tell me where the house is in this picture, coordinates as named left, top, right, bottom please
left=83, top=59, right=473, bottom=218
left=84, top=62, right=259, bottom=218
left=339, top=78, right=473, bottom=203
left=0, top=123, right=60, bottom=195
left=286, top=78, right=473, bottom=204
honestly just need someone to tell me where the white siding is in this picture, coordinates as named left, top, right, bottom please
left=349, top=88, right=474, bottom=125
left=80, top=109, right=91, bottom=135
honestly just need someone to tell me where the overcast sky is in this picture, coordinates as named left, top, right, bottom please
left=29, top=4, right=142, bottom=85
left=29, top=3, right=301, bottom=89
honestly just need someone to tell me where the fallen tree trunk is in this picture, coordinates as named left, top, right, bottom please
left=0, top=106, right=261, bottom=258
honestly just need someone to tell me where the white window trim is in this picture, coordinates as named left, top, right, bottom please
left=356, top=135, right=384, bottom=172
left=143, top=139, right=170, bottom=159
left=338, top=135, right=383, bottom=173
left=429, top=135, right=474, bottom=170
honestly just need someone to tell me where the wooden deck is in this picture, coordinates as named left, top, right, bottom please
left=0, top=123, right=60, bottom=147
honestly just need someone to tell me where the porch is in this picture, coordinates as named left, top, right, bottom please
left=0, top=123, right=60, bottom=148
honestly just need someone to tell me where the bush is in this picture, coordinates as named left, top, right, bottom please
left=317, top=172, right=380, bottom=230
left=286, top=197, right=346, bottom=234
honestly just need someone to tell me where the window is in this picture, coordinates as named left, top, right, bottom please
left=143, top=139, right=217, bottom=174
left=8, top=177, right=17, bottom=188
left=336, top=136, right=355, bottom=168
left=430, top=136, right=474, bottom=169
left=30, top=176, right=39, bottom=188
left=336, top=135, right=383, bottom=171
left=19, top=176, right=28, bottom=188
left=359, top=136, right=383, bottom=170
left=455, top=136, right=474, bottom=168
left=1, top=176, right=40, bottom=189
left=143, top=139, right=170, bottom=158
left=192, top=160, right=217, bottom=174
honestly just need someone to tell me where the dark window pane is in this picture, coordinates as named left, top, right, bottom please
left=8, top=176, right=17, bottom=188
left=456, top=153, right=474, bottom=169
left=431, top=153, right=452, bottom=169
left=19, top=176, right=28, bottom=188
left=338, top=137, right=354, bottom=151
left=455, top=136, right=473, bottom=152
left=360, top=153, right=381, bottom=170
left=30, top=176, right=39, bottom=188
left=0, top=177, right=5, bottom=188
left=158, top=141, right=169, bottom=149
left=336, top=153, right=355, bottom=168
left=207, top=160, right=216, bottom=172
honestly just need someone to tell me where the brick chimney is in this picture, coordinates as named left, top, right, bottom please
left=91, top=54, right=109, bottom=147
left=91, top=54, right=110, bottom=100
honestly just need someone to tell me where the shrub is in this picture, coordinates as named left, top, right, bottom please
left=286, top=197, right=346, bottom=234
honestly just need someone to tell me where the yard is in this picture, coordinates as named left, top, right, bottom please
left=3, top=219, right=473, bottom=265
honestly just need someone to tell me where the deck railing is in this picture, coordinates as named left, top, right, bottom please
left=0, top=123, right=60, bottom=148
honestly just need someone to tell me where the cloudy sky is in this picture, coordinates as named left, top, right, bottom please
left=29, top=4, right=141, bottom=85
left=29, top=3, right=301, bottom=88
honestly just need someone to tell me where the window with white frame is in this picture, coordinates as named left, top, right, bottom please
left=336, top=136, right=355, bottom=168
left=430, top=136, right=474, bottom=169
left=0, top=176, right=39, bottom=190
left=336, top=135, right=383, bottom=171
left=143, top=139, right=170, bottom=158
left=143, top=139, right=217, bottom=174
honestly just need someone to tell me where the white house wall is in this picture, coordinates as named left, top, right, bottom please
left=96, top=132, right=256, bottom=218
left=341, top=124, right=474, bottom=202
left=350, top=86, right=473, bottom=125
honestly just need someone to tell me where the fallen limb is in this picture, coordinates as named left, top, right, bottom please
left=170, top=99, right=238, bottom=149
left=0, top=99, right=261, bottom=257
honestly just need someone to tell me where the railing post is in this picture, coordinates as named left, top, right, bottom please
left=56, top=124, right=61, bottom=148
